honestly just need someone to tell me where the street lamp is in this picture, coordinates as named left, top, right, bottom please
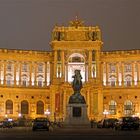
left=18, top=113, right=22, bottom=117
left=103, top=109, right=109, bottom=118
left=44, top=109, right=50, bottom=119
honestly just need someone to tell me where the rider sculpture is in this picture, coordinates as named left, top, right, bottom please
left=69, top=70, right=86, bottom=104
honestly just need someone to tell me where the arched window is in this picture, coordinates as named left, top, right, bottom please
left=124, top=100, right=133, bottom=116
left=22, top=63, right=28, bottom=72
left=124, top=75, right=132, bottom=86
left=6, top=100, right=13, bottom=114
left=109, top=100, right=117, bottom=115
left=36, top=101, right=44, bottom=114
left=38, top=64, right=44, bottom=73
left=109, top=75, right=116, bottom=87
left=67, top=53, right=85, bottom=82
left=6, top=74, right=13, bottom=86
left=7, top=63, right=13, bottom=72
left=21, top=100, right=29, bottom=114
left=37, top=75, right=44, bottom=87
left=21, top=75, right=28, bottom=87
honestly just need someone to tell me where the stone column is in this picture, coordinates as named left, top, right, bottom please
left=44, top=62, right=47, bottom=87
left=87, top=90, right=90, bottom=117
left=100, top=62, right=104, bottom=86
left=50, top=90, right=56, bottom=121
left=19, top=62, right=22, bottom=86
left=53, top=50, right=57, bottom=78
left=65, top=63, right=68, bottom=82
left=132, top=62, right=135, bottom=86
left=63, top=90, right=67, bottom=118
left=14, top=61, right=17, bottom=86
left=85, top=63, right=88, bottom=82
left=34, top=62, right=37, bottom=86
left=137, top=62, right=140, bottom=86
left=88, top=50, right=92, bottom=80
left=96, top=50, right=101, bottom=83
left=97, top=89, right=103, bottom=119
left=106, top=62, right=108, bottom=86
left=4, top=61, right=6, bottom=85
left=90, top=92, right=94, bottom=118
left=61, top=51, right=65, bottom=81
left=116, top=62, right=119, bottom=86
left=121, top=62, right=124, bottom=87
left=29, top=62, right=32, bottom=86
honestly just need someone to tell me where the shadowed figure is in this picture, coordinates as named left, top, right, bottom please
left=69, top=70, right=86, bottom=104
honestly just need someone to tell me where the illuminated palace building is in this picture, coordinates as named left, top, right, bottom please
left=0, top=18, right=140, bottom=121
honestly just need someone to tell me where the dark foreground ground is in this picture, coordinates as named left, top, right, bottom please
left=0, top=126, right=140, bottom=140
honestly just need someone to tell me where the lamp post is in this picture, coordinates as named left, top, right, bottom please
left=103, top=109, right=109, bottom=118
left=18, top=113, right=21, bottom=118
left=44, top=109, right=50, bottom=119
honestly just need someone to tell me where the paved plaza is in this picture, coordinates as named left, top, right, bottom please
left=0, top=126, right=140, bottom=140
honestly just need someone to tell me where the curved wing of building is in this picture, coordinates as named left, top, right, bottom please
left=0, top=17, right=140, bottom=121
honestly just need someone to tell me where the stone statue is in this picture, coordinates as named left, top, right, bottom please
left=72, top=70, right=82, bottom=93
left=69, top=70, right=86, bottom=104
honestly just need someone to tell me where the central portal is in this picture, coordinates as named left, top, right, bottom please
left=67, top=53, right=86, bottom=83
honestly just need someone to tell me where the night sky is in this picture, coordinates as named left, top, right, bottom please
left=0, top=0, right=140, bottom=52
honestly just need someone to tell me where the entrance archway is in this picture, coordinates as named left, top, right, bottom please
left=67, top=53, right=86, bottom=82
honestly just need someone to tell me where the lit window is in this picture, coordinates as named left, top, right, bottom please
left=109, top=100, right=117, bottom=115
left=22, top=64, right=28, bottom=72
left=21, top=75, right=28, bottom=87
left=7, top=63, right=12, bottom=72
left=110, top=64, right=116, bottom=73
left=38, top=81, right=43, bottom=87
left=6, top=75, right=13, bottom=86
left=109, top=76, right=116, bottom=87
left=124, top=75, right=132, bottom=86
left=124, top=64, right=131, bottom=72
left=124, top=100, right=133, bottom=116
left=37, top=76, right=43, bottom=87
left=38, top=64, right=43, bottom=73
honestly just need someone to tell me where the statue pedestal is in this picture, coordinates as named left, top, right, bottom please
left=64, top=103, right=89, bottom=125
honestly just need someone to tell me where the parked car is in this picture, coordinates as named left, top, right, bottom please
left=2, top=121, right=13, bottom=128
left=115, top=116, right=140, bottom=130
left=0, top=121, right=3, bottom=128
left=32, top=117, right=51, bottom=131
left=97, top=118, right=118, bottom=128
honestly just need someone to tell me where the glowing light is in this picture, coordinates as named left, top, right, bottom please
left=103, top=109, right=109, bottom=118
left=18, top=113, right=21, bottom=117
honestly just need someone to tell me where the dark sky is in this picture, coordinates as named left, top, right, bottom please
left=0, top=0, right=140, bottom=52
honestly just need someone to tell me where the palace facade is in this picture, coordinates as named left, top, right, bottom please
left=0, top=18, right=140, bottom=121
